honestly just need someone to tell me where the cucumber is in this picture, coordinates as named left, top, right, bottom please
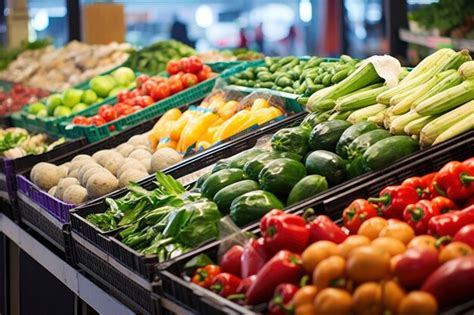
left=308, top=120, right=352, bottom=152
left=347, top=129, right=391, bottom=159
left=244, top=151, right=302, bottom=180
left=287, top=175, right=328, bottom=206
left=305, top=150, right=346, bottom=186
left=213, top=180, right=260, bottom=214
left=336, top=121, right=379, bottom=158
left=259, top=158, right=307, bottom=197
left=201, top=168, right=247, bottom=199
left=362, top=136, right=419, bottom=171
left=196, top=172, right=211, bottom=188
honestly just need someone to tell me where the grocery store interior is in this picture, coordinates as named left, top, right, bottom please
left=0, top=0, right=473, bottom=314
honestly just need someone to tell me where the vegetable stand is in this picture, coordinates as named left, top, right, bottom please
left=0, top=47, right=473, bottom=315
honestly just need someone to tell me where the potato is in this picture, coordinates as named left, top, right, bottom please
left=78, top=163, right=102, bottom=184
left=129, top=149, right=152, bottom=161
left=68, top=169, right=79, bottom=179
left=116, top=143, right=135, bottom=157
left=116, top=160, right=147, bottom=179
left=62, top=184, right=89, bottom=204
left=86, top=172, right=119, bottom=198
left=98, top=151, right=123, bottom=167
left=140, top=158, right=152, bottom=173
left=118, top=169, right=148, bottom=187
left=80, top=166, right=108, bottom=186
left=68, top=160, right=90, bottom=175
left=55, top=177, right=80, bottom=200
left=71, top=154, right=93, bottom=162
left=150, top=148, right=182, bottom=172
left=31, top=163, right=61, bottom=190
left=48, top=186, right=57, bottom=196
left=92, top=150, right=112, bottom=163
left=58, top=164, right=69, bottom=179
left=102, top=155, right=124, bottom=175
left=134, top=145, right=152, bottom=153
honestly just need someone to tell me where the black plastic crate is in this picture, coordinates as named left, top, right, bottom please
left=72, top=232, right=159, bottom=315
left=158, top=133, right=474, bottom=315
left=17, top=191, right=74, bottom=262
left=70, top=112, right=308, bottom=282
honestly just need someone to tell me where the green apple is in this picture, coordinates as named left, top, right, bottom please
left=53, top=106, right=72, bottom=117
left=90, top=76, right=116, bottom=98
left=72, top=103, right=88, bottom=114
left=81, top=89, right=98, bottom=105
left=127, top=81, right=136, bottom=89
left=46, top=94, right=62, bottom=115
left=28, top=102, right=47, bottom=115
left=62, top=89, right=83, bottom=108
left=111, top=67, right=135, bottom=86
left=37, top=109, right=48, bottom=117
left=109, top=87, right=127, bottom=97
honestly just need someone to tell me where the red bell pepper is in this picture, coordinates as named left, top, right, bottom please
left=228, top=275, right=256, bottom=305
left=393, top=247, right=439, bottom=288
left=453, top=224, right=474, bottom=248
left=433, top=161, right=474, bottom=200
left=210, top=273, right=242, bottom=298
left=342, top=199, right=378, bottom=234
left=422, top=256, right=474, bottom=307
left=368, top=185, right=420, bottom=219
left=191, top=265, right=222, bottom=288
left=430, top=196, right=458, bottom=214
left=262, top=213, right=309, bottom=254
left=241, top=237, right=271, bottom=278
left=219, top=245, right=243, bottom=277
left=260, top=209, right=285, bottom=232
left=402, top=176, right=432, bottom=199
left=246, top=250, right=304, bottom=305
left=267, top=283, right=299, bottom=315
left=422, top=172, right=439, bottom=198
left=428, top=205, right=474, bottom=237
left=307, top=215, right=347, bottom=244
left=464, top=195, right=474, bottom=207
left=403, top=200, right=440, bottom=234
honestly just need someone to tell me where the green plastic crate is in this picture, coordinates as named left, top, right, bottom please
left=207, top=59, right=263, bottom=73
left=59, top=63, right=252, bottom=143
left=13, top=68, right=139, bottom=137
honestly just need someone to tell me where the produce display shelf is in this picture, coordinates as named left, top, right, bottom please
left=59, top=62, right=253, bottom=144
left=206, top=60, right=263, bottom=73
left=159, top=133, right=474, bottom=315
left=399, top=28, right=474, bottom=50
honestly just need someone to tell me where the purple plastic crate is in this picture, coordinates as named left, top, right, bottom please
left=16, top=174, right=75, bottom=224
left=0, top=158, right=16, bottom=203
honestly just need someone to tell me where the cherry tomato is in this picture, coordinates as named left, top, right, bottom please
left=140, top=95, right=154, bottom=107
left=140, top=80, right=157, bottom=96
left=98, top=105, right=113, bottom=117
left=181, top=73, right=199, bottom=88
left=188, top=56, right=203, bottom=73
left=100, top=108, right=117, bottom=122
left=150, top=83, right=171, bottom=101
left=131, top=89, right=143, bottom=97
left=73, top=116, right=89, bottom=125
left=123, top=98, right=135, bottom=106
left=117, top=90, right=130, bottom=102
left=166, top=60, right=181, bottom=75
left=151, top=76, right=168, bottom=85
left=114, top=103, right=130, bottom=115
left=179, top=57, right=191, bottom=73
left=135, top=74, right=149, bottom=89
left=132, top=105, right=142, bottom=112
left=168, top=77, right=184, bottom=94
left=90, top=115, right=106, bottom=126
left=133, top=96, right=144, bottom=107
left=197, top=65, right=212, bottom=81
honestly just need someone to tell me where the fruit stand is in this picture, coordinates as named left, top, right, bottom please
left=0, top=39, right=473, bottom=315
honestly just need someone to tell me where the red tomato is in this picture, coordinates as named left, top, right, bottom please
left=114, top=103, right=130, bottom=115
left=90, top=115, right=106, bottom=126
left=141, top=95, right=154, bottom=107
left=98, top=105, right=113, bottom=117
left=170, top=72, right=184, bottom=81
left=123, top=98, right=135, bottom=106
left=135, top=74, right=149, bottom=89
left=133, top=96, right=144, bottom=107
left=109, top=125, right=116, bottom=132
left=179, top=57, right=191, bottom=73
left=121, top=107, right=136, bottom=116
left=197, top=67, right=211, bottom=82
left=181, top=73, right=199, bottom=88
left=100, top=108, right=117, bottom=122
left=132, top=105, right=143, bottom=112
left=188, top=56, right=203, bottom=73
left=168, top=77, right=184, bottom=94
left=166, top=60, right=181, bottom=75
left=151, top=76, right=168, bottom=85
left=117, top=90, right=130, bottom=102
left=73, top=116, right=89, bottom=125
left=140, top=80, right=157, bottom=96
left=131, top=89, right=142, bottom=97
left=150, top=83, right=171, bottom=101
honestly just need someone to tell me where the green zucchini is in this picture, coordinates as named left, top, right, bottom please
left=227, top=148, right=267, bottom=170
left=308, top=120, right=352, bottom=152
left=336, top=121, right=379, bottom=158
left=230, top=190, right=285, bottom=226
left=259, top=158, right=307, bottom=197
left=347, top=129, right=391, bottom=159
left=196, top=172, right=211, bottom=188
left=213, top=180, right=260, bottom=214
left=271, top=127, right=310, bottom=156
left=305, top=150, right=346, bottom=186
left=362, top=136, right=419, bottom=171
left=243, top=151, right=302, bottom=180
left=201, top=168, right=247, bottom=199
left=287, top=175, right=328, bottom=206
